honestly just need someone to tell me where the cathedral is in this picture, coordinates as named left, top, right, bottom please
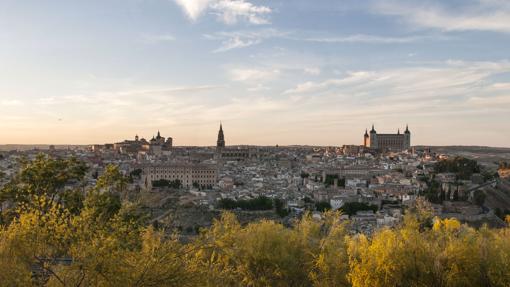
left=217, top=123, right=225, bottom=148
left=364, top=125, right=411, bottom=152
left=215, top=123, right=257, bottom=160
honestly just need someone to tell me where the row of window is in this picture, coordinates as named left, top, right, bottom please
left=150, top=175, right=215, bottom=179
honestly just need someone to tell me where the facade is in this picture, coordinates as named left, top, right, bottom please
left=142, top=163, right=218, bottom=189
left=365, top=125, right=411, bottom=152
left=322, top=166, right=388, bottom=180
left=219, top=147, right=261, bottom=161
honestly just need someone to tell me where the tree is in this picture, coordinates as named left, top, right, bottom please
left=315, top=201, right=332, bottom=212
left=340, top=202, right=377, bottom=216
left=274, top=198, right=289, bottom=218
left=95, top=164, right=128, bottom=194
left=434, top=156, right=481, bottom=180
left=218, top=196, right=273, bottom=211
left=324, top=174, right=346, bottom=187
left=152, top=179, right=182, bottom=189
left=473, top=190, right=486, bottom=206
left=0, top=154, right=87, bottom=222
left=129, top=168, right=142, bottom=178
left=300, top=172, right=310, bottom=179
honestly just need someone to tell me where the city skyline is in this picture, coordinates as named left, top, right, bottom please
left=1, top=0, right=510, bottom=147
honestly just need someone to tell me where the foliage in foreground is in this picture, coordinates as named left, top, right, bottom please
left=1, top=155, right=510, bottom=286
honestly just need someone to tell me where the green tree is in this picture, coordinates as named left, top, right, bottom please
left=274, top=198, right=289, bottom=218
left=315, top=201, right=332, bottom=212
left=473, top=190, right=486, bottom=206
left=0, top=154, right=87, bottom=222
left=340, top=202, right=377, bottom=216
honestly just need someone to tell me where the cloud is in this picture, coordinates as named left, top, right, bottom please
left=204, top=29, right=286, bottom=52
left=173, top=0, right=271, bottom=24
left=373, top=0, right=510, bottom=33
left=206, top=29, right=447, bottom=52
left=283, top=61, right=510, bottom=106
left=284, top=71, right=373, bottom=94
left=229, top=68, right=280, bottom=82
left=173, top=0, right=211, bottom=20
left=301, top=34, right=432, bottom=44
left=304, top=67, right=321, bottom=75
left=210, top=0, right=271, bottom=24
left=142, top=34, right=176, bottom=44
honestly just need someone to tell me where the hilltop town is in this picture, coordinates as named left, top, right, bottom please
left=2, top=124, right=509, bottom=236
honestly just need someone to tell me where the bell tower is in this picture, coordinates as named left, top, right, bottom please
left=369, top=124, right=378, bottom=149
left=404, top=124, right=411, bottom=149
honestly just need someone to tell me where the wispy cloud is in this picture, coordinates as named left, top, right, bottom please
left=204, top=29, right=286, bottom=52
left=283, top=60, right=510, bottom=106
left=229, top=68, right=280, bottom=82
left=141, top=34, right=176, bottom=44
left=173, top=0, right=271, bottom=25
left=301, top=34, right=442, bottom=44
left=206, top=29, right=447, bottom=52
left=373, top=0, right=510, bottom=33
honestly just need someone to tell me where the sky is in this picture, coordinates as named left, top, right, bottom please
left=0, top=0, right=509, bottom=147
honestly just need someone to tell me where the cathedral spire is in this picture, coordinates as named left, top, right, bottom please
left=217, top=122, right=225, bottom=148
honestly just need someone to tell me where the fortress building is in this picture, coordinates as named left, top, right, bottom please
left=364, top=125, right=411, bottom=152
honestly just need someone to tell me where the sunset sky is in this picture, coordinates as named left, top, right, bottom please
left=1, top=0, right=509, bottom=146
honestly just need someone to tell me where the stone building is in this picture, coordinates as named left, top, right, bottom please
left=142, top=163, right=218, bottom=189
left=364, top=125, right=411, bottom=152
left=111, top=130, right=173, bottom=155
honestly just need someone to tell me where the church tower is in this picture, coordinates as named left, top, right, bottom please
left=363, top=129, right=369, bottom=147
left=217, top=123, right=225, bottom=148
left=369, top=124, right=378, bottom=149
left=404, top=124, right=411, bottom=149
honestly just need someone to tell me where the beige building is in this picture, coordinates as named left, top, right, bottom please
left=364, top=125, right=411, bottom=152
left=142, top=163, right=218, bottom=189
